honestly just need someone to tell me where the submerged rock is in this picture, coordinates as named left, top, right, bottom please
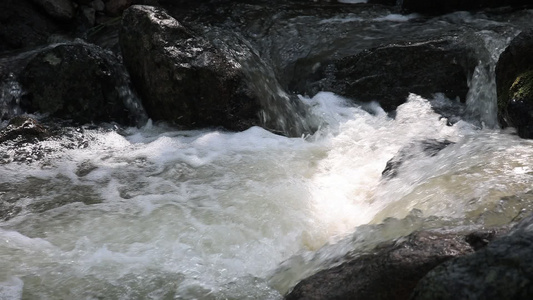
left=120, top=5, right=262, bottom=132
left=0, top=115, right=50, bottom=144
left=299, top=38, right=477, bottom=112
left=382, top=139, right=454, bottom=179
left=0, top=119, right=108, bottom=165
left=0, top=173, right=102, bottom=221
left=411, top=214, right=533, bottom=300
left=19, top=42, right=146, bottom=126
left=496, top=30, right=533, bottom=139
left=285, top=227, right=508, bottom=300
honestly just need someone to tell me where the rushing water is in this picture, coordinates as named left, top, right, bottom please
left=1, top=6, right=533, bottom=300
left=1, top=92, right=532, bottom=299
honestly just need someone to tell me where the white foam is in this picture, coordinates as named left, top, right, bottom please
left=319, top=15, right=364, bottom=24
left=1, top=92, right=532, bottom=298
left=373, top=13, right=420, bottom=22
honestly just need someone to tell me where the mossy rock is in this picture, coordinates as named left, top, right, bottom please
left=509, top=70, right=533, bottom=102
left=496, top=30, right=533, bottom=129
left=500, top=70, right=533, bottom=138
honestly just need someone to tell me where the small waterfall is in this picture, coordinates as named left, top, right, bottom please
left=464, top=29, right=521, bottom=128
left=204, top=27, right=319, bottom=137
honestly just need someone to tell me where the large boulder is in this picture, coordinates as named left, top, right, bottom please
left=496, top=30, right=533, bottom=138
left=19, top=42, right=146, bottom=125
left=0, top=0, right=65, bottom=52
left=401, top=0, right=532, bottom=15
left=411, top=214, right=533, bottom=299
left=119, top=5, right=262, bottom=131
left=285, top=227, right=508, bottom=300
left=293, top=38, right=477, bottom=112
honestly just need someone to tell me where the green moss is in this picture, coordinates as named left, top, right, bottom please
left=499, top=70, right=533, bottom=124
left=509, top=70, right=533, bottom=102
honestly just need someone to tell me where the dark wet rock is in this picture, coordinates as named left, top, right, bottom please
left=496, top=30, right=533, bottom=138
left=85, top=16, right=123, bottom=53
left=382, top=139, right=454, bottom=179
left=120, top=5, right=262, bottom=131
left=92, top=0, right=106, bottom=12
left=411, top=214, right=533, bottom=300
left=172, top=1, right=478, bottom=115
left=73, top=0, right=94, bottom=4
left=0, top=120, right=119, bottom=166
left=401, top=0, right=532, bottom=15
left=0, top=0, right=65, bottom=52
left=78, top=6, right=97, bottom=27
left=31, top=0, right=75, bottom=21
left=286, top=226, right=509, bottom=300
left=0, top=116, right=50, bottom=144
left=19, top=42, right=146, bottom=126
left=367, top=0, right=397, bottom=5
left=296, top=38, right=477, bottom=112
left=505, top=71, right=533, bottom=138
left=105, top=0, right=133, bottom=16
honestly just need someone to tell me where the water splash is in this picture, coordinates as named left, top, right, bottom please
left=204, top=27, right=319, bottom=136
left=0, top=74, right=24, bottom=120
left=464, top=29, right=521, bottom=128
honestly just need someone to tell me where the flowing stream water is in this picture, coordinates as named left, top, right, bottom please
left=1, top=6, right=533, bottom=300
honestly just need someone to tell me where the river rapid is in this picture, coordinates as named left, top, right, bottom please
left=1, top=6, right=533, bottom=300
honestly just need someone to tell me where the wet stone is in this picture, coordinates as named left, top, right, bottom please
left=75, top=160, right=98, bottom=177
left=0, top=116, right=50, bottom=144
left=286, top=226, right=509, bottom=300
left=412, top=214, right=533, bottom=300
left=382, top=139, right=454, bottom=179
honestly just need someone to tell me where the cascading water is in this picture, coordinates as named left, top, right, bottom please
left=1, top=6, right=533, bottom=300
left=203, top=27, right=319, bottom=136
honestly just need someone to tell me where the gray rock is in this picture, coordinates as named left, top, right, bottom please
left=411, top=214, right=533, bottom=300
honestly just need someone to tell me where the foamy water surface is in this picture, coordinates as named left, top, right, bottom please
left=1, top=92, right=532, bottom=299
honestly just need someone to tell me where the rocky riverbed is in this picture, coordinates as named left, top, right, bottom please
left=1, top=0, right=533, bottom=299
